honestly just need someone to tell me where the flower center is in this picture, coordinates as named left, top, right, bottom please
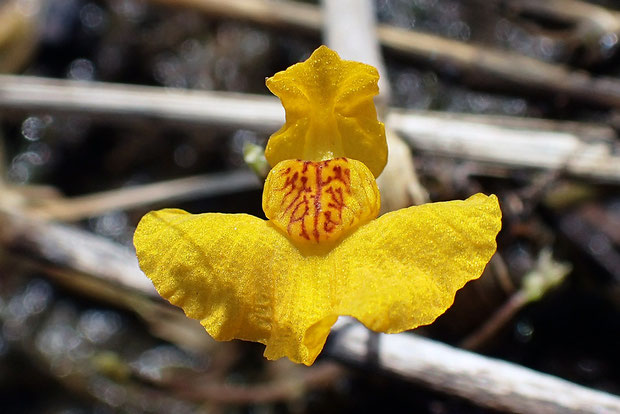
left=263, top=157, right=380, bottom=243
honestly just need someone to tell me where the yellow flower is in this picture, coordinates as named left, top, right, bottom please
left=134, top=46, right=502, bottom=366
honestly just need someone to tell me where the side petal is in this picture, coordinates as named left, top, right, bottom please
left=133, top=209, right=336, bottom=365
left=331, top=193, right=502, bottom=333
left=135, top=210, right=276, bottom=342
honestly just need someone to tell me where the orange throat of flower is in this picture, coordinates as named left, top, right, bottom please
left=263, top=157, right=380, bottom=244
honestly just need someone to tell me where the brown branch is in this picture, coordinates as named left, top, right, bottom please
left=0, top=0, right=40, bottom=73
left=0, top=74, right=283, bottom=132
left=493, top=0, right=620, bottom=65
left=148, top=0, right=322, bottom=34
left=322, top=0, right=390, bottom=109
left=0, top=129, right=6, bottom=188
left=0, top=210, right=141, bottom=298
left=1, top=75, right=618, bottom=183
left=170, top=362, right=344, bottom=405
left=503, top=0, right=620, bottom=32
left=0, top=209, right=214, bottom=353
left=149, top=0, right=620, bottom=109
left=460, top=291, right=528, bottom=350
left=328, top=320, right=620, bottom=414
left=0, top=209, right=154, bottom=295
left=321, top=0, right=428, bottom=209
left=28, top=170, right=260, bottom=222
left=387, top=109, right=620, bottom=183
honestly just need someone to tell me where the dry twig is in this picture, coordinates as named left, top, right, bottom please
left=492, top=0, right=620, bottom=65
left=0, top=0, right=40, bottom=73
left=0, top=74, right=283, bottom=131
left=328, top=320, right=620, bottom=414
left=387, top=109, right=620, bottom=183
left=150, top=0, right=620, bottom=109
left=460, top=249, right=571, bottom=350
left=322, top=0, right=428, bottom=209
left=27, top=170, right=260, bottom=222
left=0, top=209, right=215, bottom=353
left=0, top=209, right=154, bottom=295
left=3, top=76, right=618, bottom=185
left=169, top=362, right=344, bottom=405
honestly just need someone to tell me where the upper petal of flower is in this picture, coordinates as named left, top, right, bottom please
left=133, top=194, right=501, bottom=365
left=265, top=46, right=388, bottom=177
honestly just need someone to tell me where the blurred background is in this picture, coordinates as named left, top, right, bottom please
left=0, top=0, right=619, bottom=413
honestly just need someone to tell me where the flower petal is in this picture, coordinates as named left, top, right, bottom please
left=134, top=209, right=332, bottom=365
left=134, top=194, right=501, bottom=365
left=265, top=46, right=387, bottom=176
left=331, top=193, right=502, bottom=333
